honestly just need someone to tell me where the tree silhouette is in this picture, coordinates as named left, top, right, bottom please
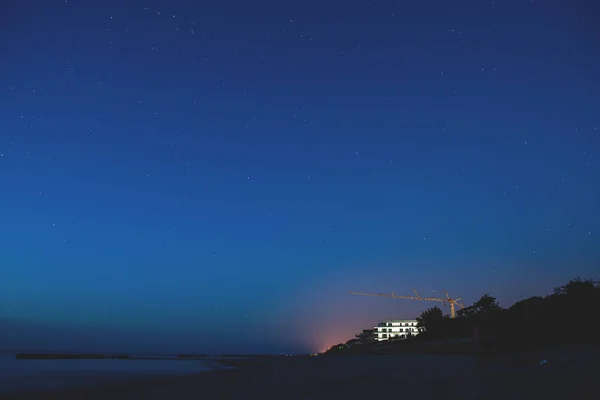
left=416, top=306, right=445, bottom=333
left=457, top=293, right=502, bottom=320
left=553, top=277, right=598, bottom=297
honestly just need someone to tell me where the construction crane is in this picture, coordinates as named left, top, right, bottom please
left=349, top=289, right=465, bottom=318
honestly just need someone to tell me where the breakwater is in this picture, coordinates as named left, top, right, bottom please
left=15, top=353, right=242, bottom=360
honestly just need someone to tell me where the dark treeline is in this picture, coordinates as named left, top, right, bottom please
left=416, top=277, right=600, bottom=348
left=326, top=277, right=600, bottom=355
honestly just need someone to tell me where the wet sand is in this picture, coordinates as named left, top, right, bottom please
left=2, top=348, right=599, bottom=399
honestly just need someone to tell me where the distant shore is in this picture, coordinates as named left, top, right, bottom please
left=3, top=347, right=600, bottom=400
left=14, top=353, right=259, bottom=360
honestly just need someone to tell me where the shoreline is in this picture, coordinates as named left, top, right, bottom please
left=0, top=354, right=228, bottom=397
left=2, top=349, right=600, bottom=399
left=13, top=353, right=265, bottom=360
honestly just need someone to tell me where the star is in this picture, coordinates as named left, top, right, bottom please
left=2, top=0, right=598, bottom=356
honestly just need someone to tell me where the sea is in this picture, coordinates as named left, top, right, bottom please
left=0, top=352, right=222, bottom=395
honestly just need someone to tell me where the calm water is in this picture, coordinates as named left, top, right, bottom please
left=0, top=354, right=219, bottom=394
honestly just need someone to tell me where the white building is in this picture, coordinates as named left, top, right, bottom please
left=373, top=320, right=419, bottom=341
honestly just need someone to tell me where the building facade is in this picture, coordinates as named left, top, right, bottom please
left=373, top=320, right=419, bottom=341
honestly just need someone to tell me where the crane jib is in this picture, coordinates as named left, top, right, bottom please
left=349, top=289, right=465, bottom=318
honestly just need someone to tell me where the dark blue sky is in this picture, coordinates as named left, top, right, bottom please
left=1, top=0, right=598, bottom=354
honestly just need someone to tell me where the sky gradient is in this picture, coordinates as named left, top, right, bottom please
left=1, top=0, right=599, bottom=354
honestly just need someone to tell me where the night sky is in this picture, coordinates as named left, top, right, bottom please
left=1, top=0, right=598, bottom=354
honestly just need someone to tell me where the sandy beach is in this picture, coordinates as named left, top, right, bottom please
left=2, top=348, right=599, bottom=400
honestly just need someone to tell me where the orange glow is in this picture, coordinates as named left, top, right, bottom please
left=316, top=331, right=356, bottom=353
